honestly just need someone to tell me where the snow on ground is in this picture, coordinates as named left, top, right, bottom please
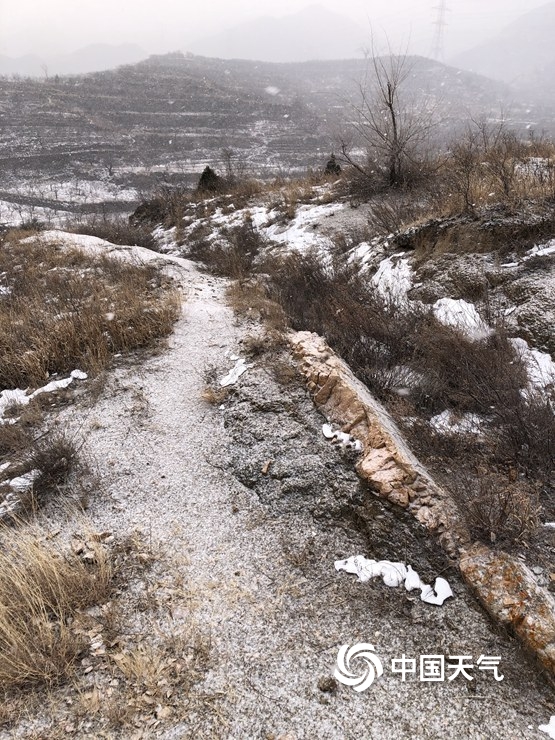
left=371, top=256, right=413, bottom=303
left=433, top=298, right=492, bottom=340
left=526, top=239, right=555, bottom=260
left=500, top=238, right=555, bottom=268
left=335, top=555, right=453, bottom=606
left=0, top=369, right=87, bottom=423
left=430, top=410, right=484, bottom=435
left=511, top=337, right=555, bottom=390
left=263, top=202, right=343, bottom=252
left=38, top=256, right=550, bottom=738
left=29, top=230, right=191, bottom=269
left=3, top=180, right=138, bottom=205
left=0, top=199, right=69, bottom=228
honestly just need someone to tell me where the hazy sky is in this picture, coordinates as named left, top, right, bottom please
left=0, top=0, right=549, bottom=58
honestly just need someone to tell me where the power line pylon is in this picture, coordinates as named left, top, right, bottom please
left=432, top=1, right=449, bottom=61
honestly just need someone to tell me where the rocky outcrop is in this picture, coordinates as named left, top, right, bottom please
left=460, top=545, right=555, bottom=675
left=289, top=330, right=468, bottom=558
left=290, top=329, right=555, bottom=676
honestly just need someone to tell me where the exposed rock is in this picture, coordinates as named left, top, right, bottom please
left=289, top=330, right=467, bottom=558
left=291, top=328, right=555, bottom=677
left=460, top=545, right=555, bottom=674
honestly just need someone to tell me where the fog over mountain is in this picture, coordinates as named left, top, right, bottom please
left=451, top=1, right=555, bottom=90
left=0, top=44, right=148, bottom=77
left=188, top=5, right=367, bottom=63
left=1, top=0, right=549, bottom=67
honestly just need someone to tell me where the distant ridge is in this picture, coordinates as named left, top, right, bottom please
left=451, top=1, right=555, bottom=92
left=188, top=5, right=368, bottom=63
left=0, top=43, right=148, bottom=77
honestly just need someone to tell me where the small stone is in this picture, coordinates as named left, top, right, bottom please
left=317, top=676, right=338, bottom=693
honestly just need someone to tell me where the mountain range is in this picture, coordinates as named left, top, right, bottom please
left=0, top=43, right=148, bottom=77
left=188, top=5, right=368, bottom=63
left=451, top=1, right=555, bottom=98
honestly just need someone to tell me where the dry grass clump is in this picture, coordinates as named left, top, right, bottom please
left=201, top=363, right=231, bottom=406
left=0, top=431, right=81, bottom=519
left=0, top=526, right=112, bottom=690
left=27, top=435, right=79, bottom=508
left=0, top=233, right=181, bottom=388
left=455, top=471, right=541, bottom=547
left=262, top=249, right=529, bottom=414
left=186, top=219, right=267, bottom=279
left=225, top=280, right=287, bottom=330
left=70, top=215, right=157, bottom=250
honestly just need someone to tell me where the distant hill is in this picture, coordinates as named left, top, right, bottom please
left=0, top=43, right=148, bottom=77
left=188, top=5, right=368, bottom=62
left=451, top=2, right=555, bottom=95
left=0, top=51, right=541, bottom=206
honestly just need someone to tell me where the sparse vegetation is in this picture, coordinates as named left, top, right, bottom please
left=70, top=214, right=157, bottom=249
left=0, top=231, right=181, bottom=388
left=218, top=247, right=553, bottom=549
left=0, top=526, right=112, bottom=690
left=187, top=218, right=267, bottom=279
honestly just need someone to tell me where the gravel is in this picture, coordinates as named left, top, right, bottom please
left=42, top=258, right=555, bottom=738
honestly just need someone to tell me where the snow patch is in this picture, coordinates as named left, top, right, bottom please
left=526, top=240, right=555, bottom=260
left=335, top=555, right=453, bottom=606
left=511, top=337, right=555, bottom=390
left=433, top=298, right=491, bottom=340
left=0, top=370, right=87, bottom=421
left=430, top=410, right=483, bottom=435
left=322, top=423, right=363, bottom=452
left=220, top=358, right=253, bottom=387
left=539, top=717, right=555, bottom=739
left=371, top=257, right=413, bottom=303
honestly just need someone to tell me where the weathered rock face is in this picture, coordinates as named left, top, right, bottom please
left=289, top=330, right=468, bottom=558
left=290, top=329, right=555, bottom=677
left=460, top=545, right=555, bottom=675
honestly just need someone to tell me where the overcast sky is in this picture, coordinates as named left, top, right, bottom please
left=0, top=0, right=549, bottom=58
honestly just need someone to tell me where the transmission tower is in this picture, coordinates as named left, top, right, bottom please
left=432, top=1, right=449, bottom=60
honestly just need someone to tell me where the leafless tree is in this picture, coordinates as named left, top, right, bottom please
left=340, top=46, right=438, bottom=189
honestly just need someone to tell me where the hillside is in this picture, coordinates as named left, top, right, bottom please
left=0, top=52, right=532, bottom=224
left=2, top=169, right=555, bottom=733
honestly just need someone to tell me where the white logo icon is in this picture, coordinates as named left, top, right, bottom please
left=334, top=643, right=384, bottom=691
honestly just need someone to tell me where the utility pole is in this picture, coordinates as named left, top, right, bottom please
left=432, top=1, right=449, bottom=61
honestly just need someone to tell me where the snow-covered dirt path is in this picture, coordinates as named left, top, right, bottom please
left=47, top=258, right=554, bottom=739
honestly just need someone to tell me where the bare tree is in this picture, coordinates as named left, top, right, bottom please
left=340, top=47, right=437, bottom=189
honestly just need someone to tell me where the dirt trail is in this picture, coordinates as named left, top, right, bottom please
left=50, top=258, right=553, bottom=739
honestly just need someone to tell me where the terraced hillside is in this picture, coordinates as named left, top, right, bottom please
left=0, top=52, right=549, bottom=223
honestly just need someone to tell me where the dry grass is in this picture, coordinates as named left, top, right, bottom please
left=201, top=364, right=231, bottom=406
left=225, top=281, right=287, bottom=330
left=257, top=248, right=555, bottom=547
left=0, top=431, right=82, bottom=520
left=455, top=471, right=541, bottom=547
left=70, top=215, right=157, bottom=250
left=0, top=232, right=181, bottom=389
left=0, top=529, right=214, bottom=735
left=186, top=219, right=267, bottom=279
left=0, top=526, right=112, bottom=690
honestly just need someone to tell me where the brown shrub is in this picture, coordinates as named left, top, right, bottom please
left=70, top=215, right=157, bottom=249
left=455, top=471, right=540, bottom=547
left=0, top=234, right=181, bottom=388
